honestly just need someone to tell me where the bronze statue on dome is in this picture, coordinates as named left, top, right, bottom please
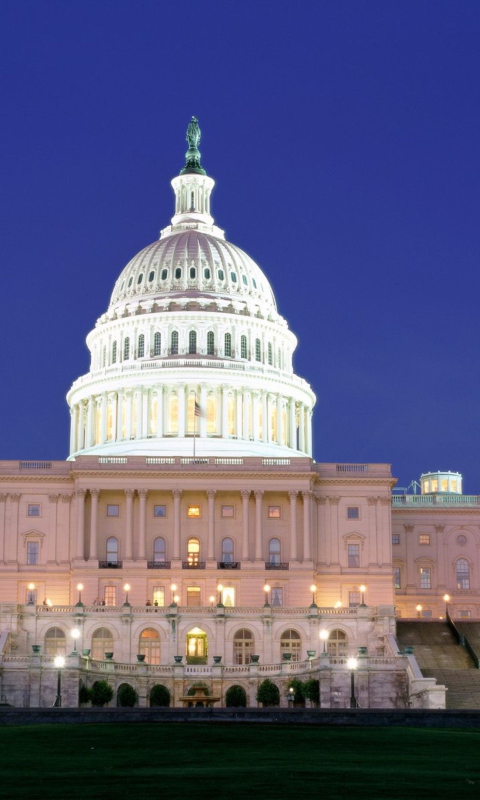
left=181, top=115, right=206, bottom=175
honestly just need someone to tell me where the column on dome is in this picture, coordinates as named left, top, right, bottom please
left=109, top=392, right=117, bottom=441
left=207, top=489, right=216, bottom=561
left=125, top=391, right=132, bottom=439
left=89, top=489, right=99, bottom=560
left=86, top=397, right=95, bottom=447
left=241, top=490, right=250, bottom=560
left=236, top=389, right=242, bottom=439
left=135, top=387, right=143, bottom=438
left=221, top=385, right=228, bottom=438
left=0, top=494, right=6, bottom=562
left=141, top=389, right=149, bottom=439
left=254, top=490, right=264, bottom=561
left=306, top=408, right=312, bottom=456
left=117, top=391, right=124, bottom=440
left=69, top=407, right=77, bottom=454
left=252, top=392, right=259, bottom=440
left=243, top=390, right=249, bottom=442
left=77, top=403, right=84, bottom=451
left=76, top=489, right=86, bottom=560
left=172, top=489, right=182, bottom=560
left=298, top=403, right=305, bottom=452
left=289, top=491, right=298, bottom=561
left=302, top=491, right=312, bottom=561
left=138, top=489, right=147, bottom=559
left=199, top=384, right=207, bottom=437
left=100, top=393, right=107, bottom=443
left=277, top=396, right=284, bottom=446
left=156, top=386, right=164, bottom=437
left=289, top=399, right=296, bottom=450
left=261, top=392, right=267, bottom=443
left=125, top=489, right=134, bottom=559
left=178, top=385, right=186, bottom=437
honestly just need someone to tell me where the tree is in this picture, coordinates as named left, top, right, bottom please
left=256, top=679, right=280, bottom=707
left=149, top=684, right=170, bottom=707
left=78, top=684, right=91, bottom=705
left=303, top=678, right=320, bottom=706
left=90, top=680, right=114, bottom=707
left=287, top=678, right=305, bottom=705
left=117, top=683, right=137, bottom=707
left=225, top=685, right=247, bottom=707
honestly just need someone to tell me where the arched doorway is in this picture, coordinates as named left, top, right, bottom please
left=186, top=627, right=208, bottom=664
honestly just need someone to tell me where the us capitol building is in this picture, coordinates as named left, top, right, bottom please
left=0, top=119, right=477, bottom=709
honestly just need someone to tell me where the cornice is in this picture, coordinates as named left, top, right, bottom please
left=69, top=468, right=314, bottom=482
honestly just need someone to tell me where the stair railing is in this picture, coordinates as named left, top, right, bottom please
left=447, top=609, right=480, bottom=668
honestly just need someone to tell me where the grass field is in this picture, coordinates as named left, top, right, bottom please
left=1, top=723, right=480, bottom=799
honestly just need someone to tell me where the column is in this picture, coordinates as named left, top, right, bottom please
left=289, top=399, right=296, bottom=449
left=110, top=393, right=117, bottom=442
left=261, top=392, right=267, bottom=442
left=5, top=494, right=20, bottom=563
left=173, top=489, right=182, bottom=560
left=404, top=524, right=416, bottom=589
left=252, top=392, right=259, bottom=440
left=302, top=490, right=312, bottom=561
left=125, top=489, right=134, bottom=559
left=0, top=494, right=6, bottom=562
left=86, top=397, right=95, bottom=447
left=69, top=407, right=77, bottom=454
left=241, top=490, right=250, bottom=560
left=156, top=386, right=163, bottom=437
left=142, top=389, right=149, bottom=438
left=316, top=496, right=327, bottom=564
left=221, top=385, right=228, bottom=438
left=138, top=489, right=148, bottom=560
left=178, top=384, right=186, bottom=437
left=135, top=387, right=143, bottom=438
left=367, top=497, right=378, bottom=565
left=277, top=396, right=283, bottom=446
left=125, top=391, right=133, bottom=439
left=117, top=391, right=124, bottom=439
left=236, top=389, right=242, bottom=439
left=289, top=491, right=298, bottom=561
left=59, top=494, right=72, bottom=563
left=100, top=392, right=107, bottom=443
left=89, top=489, right=99, bottom=560
left=243, top=390, right=249, bottom=442
left=200, top=384, right=207, bottom=438
left=329, top=496, right=340, bottom=563
left=306, top=408, right=313, bottom=456
left=207, top=489, right=216, bottom=561
left=76, top=489, right=86, bottom=560
left=254, top=490, right=264, bottom=561
left=298, top=402, right=305, bottom=452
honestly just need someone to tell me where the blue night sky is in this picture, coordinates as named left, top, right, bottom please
left=1, top=1, right=479, bottom=491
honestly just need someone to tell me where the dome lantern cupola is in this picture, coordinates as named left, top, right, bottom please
left=169, top=116, right=216, bottom=230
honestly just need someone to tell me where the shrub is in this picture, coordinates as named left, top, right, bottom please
left=117, top=683, right=137, bottom=707
left=225, top=685, right=247, bottom=707
left=303, top=678, right=320, bottom=705
left=149, top=684, right=170, bottom=707
left=90, top=680, right=114, bottom=707
left=78, top=684, right=91, bottom=705
left=256, top=679, right=280, bottom=707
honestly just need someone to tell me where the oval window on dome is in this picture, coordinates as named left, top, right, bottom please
left=252, top=278, right=257, bottom=289
left=128, top=277, right=133, bottom=288
left=231, top=272, right=237, bottom=283
left=204, top=268, right=211, bottom=280
left=120, top=281, right=125, bottom=292
left=218, top=269, right=225, bottom=281
left=175, top=267, right=182, bottom=280
left=148, top=271, right=155, bottom=282
left=242, top=275, right=248, bottom=286
left=161, top=269, right=168, bottom=281
left=137, top=273, right=143, bottom=285
left=189, top=267, right=196, bottom=279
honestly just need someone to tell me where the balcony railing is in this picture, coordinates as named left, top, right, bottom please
left=182, top=561, right=206, bottom=569
left=217, top=561, right=241, bottom=570
left=147, top=561, right=172, bottom=569
left=265, top=562, right=289, bottom=570
left=392, top=494, right=480, bottom=507
left=99, top=561, right=123, bottom=569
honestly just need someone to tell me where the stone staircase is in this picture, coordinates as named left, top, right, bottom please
left=396, top=620, right=480, bottom=709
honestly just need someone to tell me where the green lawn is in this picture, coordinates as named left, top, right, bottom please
left=1, top=723, right=480, bottom=799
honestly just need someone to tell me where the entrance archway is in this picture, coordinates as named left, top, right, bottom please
left=186, top=627, right=208, bottom=664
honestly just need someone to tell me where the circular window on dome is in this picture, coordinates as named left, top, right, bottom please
left=137, top=273, right=143, bottom=284
left=189, top=267, right=196, bottom=279
left=218, top=269, right=225, bottom=281
left=161, top=269, right=168, bottom=280
left=457, top=535, right=467, bottom=546
left=231, top=272, right=237, bottom=283
left=128, top=277, right=133, bottom=288
left=204, top=268, right=211, bottom=280
left=148, top=271, right=155, bottom=282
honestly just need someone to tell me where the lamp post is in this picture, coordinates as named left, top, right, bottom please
left=319, top=629, right=329, bottom=653
left=347, top=657, right=358, bottom=708
left=53, top=655, right=65, bottom=707
left=334, top=600, right=342, bottom=609
left=170, top=584, right=177, bottom=605
left=310, top=584, right=317, bottom=608
left=217, top=583, right=224, bottom=607
left=209, top=595, right=215, bottom=608
left=416, top=604, right=423, bottom=618
left=287, top=686, right=294, bottom=707
left=443, top=594, right=450, bottom=618
left=359, top=585, right=367, bottom=607
left=123, top=583, right=131, bottom=606
left=263, top=584, right=271, bottom=607
left=76, top=583, right=84, bottom=607
left=71, top=628, right=80, bottom=654
left=27, top=582, right=36, bottom=605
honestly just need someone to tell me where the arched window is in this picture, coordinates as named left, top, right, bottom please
left=91, top=628, right=113, bottom=661
left=255, top=338, right=261, bottom=362
left=457, top=558, right=470, bottom=589
left=207, top=331, right=215, bottom=355
left=187, top=537, right=200, bottom=566
left=138, top=628, right=160, bottom=665
left=154, top=332, right=161, bottom=356
left=189, top=267, right=196, bottom=279
left=153, top=537, right=166, bottom=564
left=234, top=629, right=254, bottom=665
left=269, top=538, right=281, bottom=565
left=241, top=335, right=247, bottom=359
left=138, top=334, right=145, bottom=358
left=224, top=333, right=232, bottom=357
left=44, top=627, right=66, bottom=657
left=124, top=337, right=130, bottom=360
left=327, top=629, right=348, bottom=657
left=221, top=537, right=234, bottom=564
left=280, top=629, right=301, bottom=661
left=268, top=342, right=273, bottom=365
left=189, top=330, right=197, bottom=354
left=175, top=267, right=182, bottom=280
left=171, top=331, right=179, bottom=355
left=106, top=537, right=119, bottom=565
left=112, top=341, right=117, bottom=364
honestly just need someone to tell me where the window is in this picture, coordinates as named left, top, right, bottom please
left=138, top=334, right=145, bottom=358
left=148, top=271, right=155, bottom=282
left=394, top=567, right=401, bottom=588
left=128, top=276, right=133, bottom=287
left=154, top=332, right=161, bottom=356
left=221, top=586, right=235, bottom=607
left=138, top=628, right=160, bottom=664
left=420, top=567, right=431, bottom=589
left=27, top=541, right=39, bottom=565
left=91, top=627, right=113, bottom=660
left=112, top=341, right=117, bottom=363
left=106, top=537, right=119, bottom=565
left=240, top=335, right=247, bottom=359
left=347, top=507, right=359, bottom=520
left=392, top=534, right=400, bottom=545
left=161, top=268, right=168, bottom=280
left=187, top=537, right=200, bottom=566
left=171, top=331, right=179, bottom=355
left=207, top=331, right=215, bottom=355
left=281, top=629, right=301, bottom=661
left=187, top=506, right=201, bottom=518
left=152, top=586, right=165, bottom=607
left=218, top=269, right=225, bottom=281
left=44, top=628, right=66, bottom=657
left=349, top=591, right=361, bottom=608
left=107, top=505, right=119, bottom=517
left=153, top=537, right=166, bottom=563
left=242, top=274, right=248, bottom=285
left=459, top=610, right=472, bottom=619
left=189, top=267, right=196, bottom=279
left=234, top=629, right=254, bottom=665
left=221, top=505, right=234, bottom=518
left=154, top=505, right=166, bottom=517
left=204, top=268, right=211, bottom=279
left=189, top=330, right=197, bottom=354
left=124, top=337, right=130, bottom=359
left=252, top=278, right=257, bottom=289
left=347, top=544, right=360, bottom=567
left=271, top=587, right=283, bottom=607
left=269, top=538, right=281, bottom=565
left=224, top=333, right=232, bottom=357
left=137, top=273, right=143, bottom=285
left=26, top=586, right=37, bottom=604
left=268, top=343, right=273, bottom=365
left=221, top=537, right=234, bottom=563
left=230, top=272, right=237, bottom=283
left=187, top=587, right=201, bottom=607
left=255, top=338, right=261, bottom=361
left=175, top=267, right=182, bottom=280
left=104, top=586, right=117, bottom=606
left=268, top=506, right=281, bottom=519
left=419, top=534, right=430, bottom=545
left=27, top=504, right=41, bottom=517
left=327, top=629, right=348, bottom=657
left=456, top=558, right=470, bottom=590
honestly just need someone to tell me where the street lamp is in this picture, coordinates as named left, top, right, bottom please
left=359, top=585, right=367, bottom=607
left=287, top=686, right=294, bottom=707
left=76, top=583, right=84, bottom=607
left=123, top=583, right=131, bottom=606
left=209, top=595, right=216, bottom=608
left=71, top=628, right=80, bottom=653
left=310, top=584, right=317, bottom=607
left=27, top=582, right=36, bottom=604
left=173, top=594, right=180, bottom=604
left=319, top=629, right=330, bottom=653
left=347, top=657, right=358, bottom=708
left=416, top=604, right=423, bottom=618
left=263, top=584, right=271, bottom=607
left=53, top=655, right=65, bottom=707
left=334, top=600, right=342, bottom=609
left=217, top=583, right=224, bottom=607
left=443, top=594, right=450, bottom=618
left=170, top=584, right=177, bottom=604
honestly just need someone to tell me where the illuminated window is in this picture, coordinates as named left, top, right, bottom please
left=112, top=341, right=117, bottom=363
left=347, top=544, right=360, bottom=567
left=423, top=480, right=430, bottom=493
left=168, top=394, right=178, bottom=434
left=268, top=343, right=273, bottom=365
left=271, top=587, right=283, bottom=607
left=187, top=506, right=201, bottom=519
left=431, top=479, right=438, bottom=492
left=269, top=538, right=281, bottom=564
left=154, top=332, right=161, bottom=356
left=221, top=537, right=234, bottom=563
left=268, top=506, right=281, bottom=519
left=240, top=335, right=247, bottom=359
left=45, top=628, right=66, bottom=657
left=327, top=630, right=348, bottom=657
left=419, top=534, right=430, bottom=545
left=234, top=629, right=254, bottom=664
left=26, top=541, right=39, bottom=565
left=206, top=396, right=217, bottom=434
left=139, top=628, right=160, bottom=664
left=187, top=587, right=201, bottom=607
left=171, top=331, right=179, bottom=355
left=392, top=534, right=400, bottom=545
left=221, top=586, right=235, bottom=607
left=28, top=504, right=41, bottom=517
left=138, top=334, right=145, bottom=358
left=187, top=537, right=200, bottom=565
left=451, top=479, right=458, bottom=492
left=347, top=507, right=359, bottom=519
left=441, top=479, right=448, bottom=492
left=123, top=337, right=130, bottom=360
left=104, top=586, right=117, bottom=606
left=152, top=586, right=165, bottom=606
left=221, top=505, right=234, bottom=518
left=456, top=558, right=470, bottom=589
left=255, top=338, right=261, bottom=362
left=106, top=537, right=119, bottom=565
left=153, top=537, right=166, bottom=563
left=107, top=505, right=119, bottom=517
left=26, top=587, right=37, bottom=604
left=349, top=591, right=361, bottom=607
left=281, top=629, right=301, bottom=661
left=154, top=505, right=166, bottom=518
left=459, top=610, right=471, bottom=618
left=207, top=331, right=214, bottom=355
left=188, top=330, right=197, bottom=354
left=224, top=332, right=232, bottom=357
left=91, top=627, right=113, bottom=659
left=420, top=567, right=431, bottom=589
left=394, top=567, right=401, bottom=588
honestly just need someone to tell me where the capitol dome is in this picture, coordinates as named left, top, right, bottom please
left=67, top=117, right=315, bottom=459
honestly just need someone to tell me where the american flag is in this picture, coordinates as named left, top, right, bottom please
left=194, top=400, right=202, bottom=417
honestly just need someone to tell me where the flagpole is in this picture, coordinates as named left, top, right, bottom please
left=193, top=395, right=197, bottom=461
